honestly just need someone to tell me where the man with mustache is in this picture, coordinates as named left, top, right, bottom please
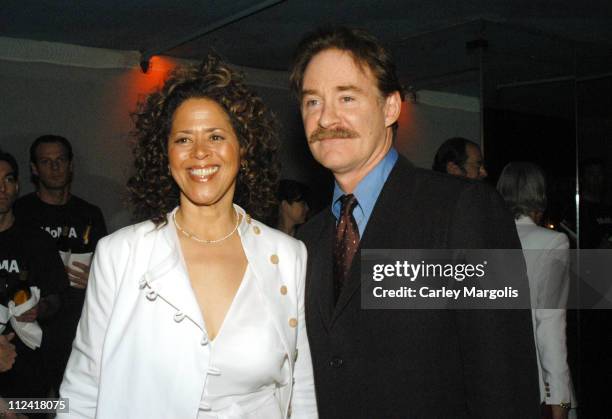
left=291, top=27, right=539, bottom=418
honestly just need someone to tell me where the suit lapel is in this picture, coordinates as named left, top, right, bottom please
left=307, top=213, right=336, bottom=329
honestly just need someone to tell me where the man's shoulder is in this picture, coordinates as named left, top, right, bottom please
left=11, top=219, right=57, bottom=248
left=14, top=192, right=38, bottom=211
left=13, top=193, right=47, bottom=224
left=68, top=195, right=103, bottom=213
left=393, top=159, right=485, bottom=195
left=15, top=193, right=104, bottom=215
left=381, top=159, right=497, bottom=214
left=297, top=207, right=333, bottom=243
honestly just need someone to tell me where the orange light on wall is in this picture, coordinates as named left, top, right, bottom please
left=140, top=56, right=176, bottom=92
left=397, top=100, right=413, bottom=127
left=128, top=55, right=178, bottom=98
left=112, top=55, right=179, bottom=128
left=395, top=97, right=429, bottom=165
left=395, top=100, right=415, bottom=148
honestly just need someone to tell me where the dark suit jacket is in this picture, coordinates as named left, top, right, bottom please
left=298, top=156, right=540, bottom=419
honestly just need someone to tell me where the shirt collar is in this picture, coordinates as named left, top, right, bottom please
left=332, top=148, right=398, bottom=234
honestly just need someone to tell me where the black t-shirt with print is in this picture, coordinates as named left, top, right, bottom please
left=0, top=220, right=67, bottom=398
left=14, top=193, right=108, bottom=391
left=14, top=193, right=108, bottom=306
left=0, top=220, right=66, bottom=316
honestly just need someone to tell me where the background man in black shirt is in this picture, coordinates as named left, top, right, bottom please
left=0, top=150, right=66, bottom=402
left=14, top=135, right=107, bottom=393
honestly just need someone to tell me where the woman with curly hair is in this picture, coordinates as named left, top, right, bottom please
left=59, top=55, right=317, bottom=419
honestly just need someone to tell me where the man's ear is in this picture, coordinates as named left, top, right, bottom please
left=30, top=162, right=39, bottom=176
left=384, top=91, right=402, bottom=128
left=446, top=161, right=464, bottom=176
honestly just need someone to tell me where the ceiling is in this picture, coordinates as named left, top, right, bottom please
left=2, top=0, right=612, bottom=98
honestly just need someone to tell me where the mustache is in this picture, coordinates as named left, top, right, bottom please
left=308, top=127, right=358, bottom=143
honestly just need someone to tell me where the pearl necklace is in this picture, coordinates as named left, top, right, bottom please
left=173, top=208, right=239, bottom=244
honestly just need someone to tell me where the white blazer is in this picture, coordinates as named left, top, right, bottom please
left=516, top=215, right=576, bottom=407
left=59, top=205, right=317, bottom=419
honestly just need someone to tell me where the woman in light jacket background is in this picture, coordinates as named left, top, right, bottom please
left=497, top=162, right=576, bottom=419
left=59, top=55, right=317, bottom=419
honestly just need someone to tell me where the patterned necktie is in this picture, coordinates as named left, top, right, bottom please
left=333, top=194, right=360, bottom=302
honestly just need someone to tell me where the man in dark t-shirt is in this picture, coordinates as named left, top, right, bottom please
left=0, top=151, right=66, bottom=401
left=14, top=135, right=107, bottom=392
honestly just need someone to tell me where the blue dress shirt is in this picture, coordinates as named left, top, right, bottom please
left=331, top=148, right=398, bottom=236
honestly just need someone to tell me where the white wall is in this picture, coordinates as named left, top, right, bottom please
left=0, top=38, right=479, bottom=230
left=1, top=59, right=139, bottom=232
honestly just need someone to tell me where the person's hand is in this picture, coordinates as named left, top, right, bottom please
left=14, top=304, right=38, bottom=322
left=0, top=396, right=18, bottom=419
left=67, top=261, right=91, bottom=289
left=0, top=333, right=17, bottom=372
left=550, top=404, right=569, bottom=419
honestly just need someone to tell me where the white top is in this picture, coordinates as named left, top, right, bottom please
left=197, top=264, right=285, bottom=418
left=58, top=205, right=317, bottom=419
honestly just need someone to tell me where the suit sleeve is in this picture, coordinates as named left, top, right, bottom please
left=58, top=236, right=120, bottom=419
left=289, top=240, right=318, bottom=418
left=533, top=233, right=572, bottom=405
left=450, top=183, right=541, bottom=418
